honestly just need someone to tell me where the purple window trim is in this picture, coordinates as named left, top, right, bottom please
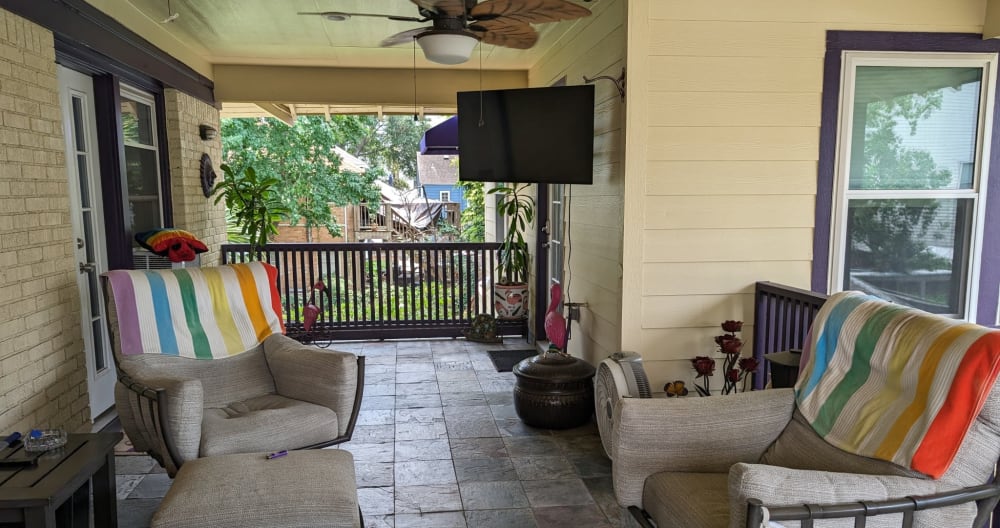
left=813, top=31, right=1000, bottom=326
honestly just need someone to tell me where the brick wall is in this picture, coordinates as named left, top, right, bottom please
left=272, top=205, right=354, bottom=243
left=163, top=90, right=226, bottom=266
left=0, top=11, right=90, bottom=432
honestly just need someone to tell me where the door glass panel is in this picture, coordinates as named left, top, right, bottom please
left=843, top=198, right=973, bottom=315
left=87, top=270, right=101, bottom=320
left=120, top=98, right=154, bottom=146
left=71, top=96, right=85, bottom=152
left=848, top=66, right=982, bottom=191
left=76, top=154, right=90, bottom=207
left=82, top=211, right=95, bottom=263
left=91, top=318, right=106, bottom=371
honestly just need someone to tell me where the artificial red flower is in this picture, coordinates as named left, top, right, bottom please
left=739, top=357, right=760, bottom=372
left=691, top=356, right=716, bottom=378
left=715, top=335, right=743, bottom=354
left=313, top=281, right=327, bottom=291
left=726, top=369, right=740, bottom=383
left=721, top=320, right=743, bottom=333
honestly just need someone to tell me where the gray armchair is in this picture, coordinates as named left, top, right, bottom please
left=613, top=292, right=1000, bottom=528
left=104, top=262, right=364, bottom=477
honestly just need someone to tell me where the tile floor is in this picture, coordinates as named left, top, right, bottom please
left=115, top=339, right=624, bottom=527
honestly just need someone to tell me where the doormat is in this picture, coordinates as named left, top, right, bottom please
left=488, top=349, right=537, bottom=372
left=114, top=434, right=144, bottom=456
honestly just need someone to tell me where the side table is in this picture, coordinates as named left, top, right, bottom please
left=0, top=432, right=121, bottom=527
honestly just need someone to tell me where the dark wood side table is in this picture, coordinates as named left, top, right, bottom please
left=0, top=432, right=121, bottom=527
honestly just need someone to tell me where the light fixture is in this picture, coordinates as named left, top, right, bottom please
left=416, top=31, right=479, bottom=65
left=199, top=124, right=217, bottom=141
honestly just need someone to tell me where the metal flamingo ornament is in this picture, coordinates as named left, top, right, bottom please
left=544, top=283, right=568, bottom=352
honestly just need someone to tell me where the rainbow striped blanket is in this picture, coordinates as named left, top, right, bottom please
left=106, top=262, right=285, bottom=359
left=795, top=291, right=1000, bottom=478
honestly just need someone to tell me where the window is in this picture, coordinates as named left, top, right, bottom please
left=120, top=85, right=164, bottom=247
left=439, top=190, right=451, bottom=202
left=829, top=52, right=996, bottom=319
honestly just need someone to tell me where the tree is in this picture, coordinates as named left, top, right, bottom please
left=458, top=180, right=485, bottom=242
left=221, top=116, right=380, bottom=240
left=341, top=115, right=431, bottom=188
left=849, top=91, right=952, bottom=273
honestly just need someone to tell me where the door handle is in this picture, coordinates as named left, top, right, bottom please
left=79, top=262, right=96, bottom=273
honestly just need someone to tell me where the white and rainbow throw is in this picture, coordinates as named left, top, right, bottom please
left=795, top=291, right=1000, bottom=479
left=105, top=262, right=285, bottom=359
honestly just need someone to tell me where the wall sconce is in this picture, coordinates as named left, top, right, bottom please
left=199, top=124, right=217, bottom=141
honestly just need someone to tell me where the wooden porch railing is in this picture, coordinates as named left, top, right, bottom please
left=752, top=281, right=828, bottom=390
left=221, top=242, right=526, bottom=341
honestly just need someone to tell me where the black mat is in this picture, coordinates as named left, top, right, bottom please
left=488, top=349, right=538, bottom=372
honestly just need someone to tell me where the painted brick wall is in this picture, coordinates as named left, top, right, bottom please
left=0, top=10, right=90, bottom=432
left=163, top=89, right=226, bottom=266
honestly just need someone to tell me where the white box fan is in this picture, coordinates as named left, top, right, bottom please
left=595, top=351, right=652, bottom=459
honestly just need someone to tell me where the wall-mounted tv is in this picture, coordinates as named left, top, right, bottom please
left=457, top=85, right=595, bottom=185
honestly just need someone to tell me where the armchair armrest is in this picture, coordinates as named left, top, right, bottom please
left=729, top=463, right=978, bottom=528
left=116, top=370, right=203, bottom=476
left=262, top=334, right=363, bottom=439
left=612, top=389, right=795, bottom=508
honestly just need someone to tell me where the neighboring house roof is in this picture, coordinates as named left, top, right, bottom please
left=417, top=154, right=458, bottom=185
left=334, top=146, right=369, bottom=173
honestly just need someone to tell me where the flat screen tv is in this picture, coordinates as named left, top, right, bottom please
left=457, top=85, right=595, bottom=185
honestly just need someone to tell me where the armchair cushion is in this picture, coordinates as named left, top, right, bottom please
left=200, top=394, right=339, bottom=457
left=728, top=463, right=972, bottom=528
left=263, top=334, right=359, bottom=436
left=643, top=472, right=730, bottom=528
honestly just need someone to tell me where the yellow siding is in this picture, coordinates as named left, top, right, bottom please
left=625, top=0, right=989, bottom=393
left=529, top=0, right=625, bottom=364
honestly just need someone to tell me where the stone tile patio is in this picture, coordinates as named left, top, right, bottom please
left=115, top=339, right=623, bottom=527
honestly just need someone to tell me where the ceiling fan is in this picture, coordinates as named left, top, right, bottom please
left=298, top=0, right=592, bottom=65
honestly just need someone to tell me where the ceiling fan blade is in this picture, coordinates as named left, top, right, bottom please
left=471, top=0, right=591, bottom=24
left=470, top=20, right=538, bottom=49
left=409, top=0, right=467, bottom=16
left=380, top=27, right=432, bottom=47
left=297, top=11, right=427, bottom=22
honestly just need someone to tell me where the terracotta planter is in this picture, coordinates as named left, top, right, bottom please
left=494, top=283, right=529, bottom=320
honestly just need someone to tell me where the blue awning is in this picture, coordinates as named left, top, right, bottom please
left=419, top=115, right=458, bottom=155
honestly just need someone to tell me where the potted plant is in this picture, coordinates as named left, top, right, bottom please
left=213, top=164, right=289, bottom=259
left=488, top=183, right=534, bottom=319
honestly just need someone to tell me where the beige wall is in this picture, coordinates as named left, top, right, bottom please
left=163, top=90, right=226, bottom=266
left=528, top=0, right=626, bottom=364
left=0, top=11, right=90, bottom=432
left=623, top=0, right=987, bottom=390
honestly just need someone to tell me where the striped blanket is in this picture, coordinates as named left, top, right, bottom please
left=106, top=262, right=285, bottom=359
left=795, top=291, right=1000, bottom=478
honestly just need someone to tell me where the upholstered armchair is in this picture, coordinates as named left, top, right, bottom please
left=613, top=292, right=1000, bottom=528
left=103, top=262, right=364, bottom=477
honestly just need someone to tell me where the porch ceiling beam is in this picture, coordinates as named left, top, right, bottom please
left=253, top=103, right=295, bottom=126
left=214, top=65, right=528, bottom=107
left=987, top=0, right=1000, bottom=39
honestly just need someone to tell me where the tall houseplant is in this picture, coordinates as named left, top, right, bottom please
left=488, top=184, right=534, bottom=319
left=213, top=164, right=289, bottom=259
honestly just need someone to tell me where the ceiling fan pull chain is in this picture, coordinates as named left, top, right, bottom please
left=413, top=37, right=418, bottom=121
left=478, top=43, right=485, bottom=127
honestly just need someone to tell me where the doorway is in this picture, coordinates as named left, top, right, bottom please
left=57, top=66, right=116, bottom=420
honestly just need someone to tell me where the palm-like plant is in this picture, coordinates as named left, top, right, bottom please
left=213, top=164, right=289, bottom=258
left=488, top=183, right=534, bottom=284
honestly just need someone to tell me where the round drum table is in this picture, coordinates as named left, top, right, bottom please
left=512, top=352, right=596, bottom=429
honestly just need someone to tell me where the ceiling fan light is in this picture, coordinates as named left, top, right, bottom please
left=417, top=33, right=479, bottom=65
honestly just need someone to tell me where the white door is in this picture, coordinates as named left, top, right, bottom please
left=58, top=66, right=116, bottom=420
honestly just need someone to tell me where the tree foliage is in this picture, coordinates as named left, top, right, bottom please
left=341, top=115, right=431, bottom=189
left=458, top=180, right=485, bottom=242
left=850, top=91, right=952, bottom=273
left=222, top=116, right=380, bottom=239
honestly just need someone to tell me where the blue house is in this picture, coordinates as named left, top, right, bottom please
left=417, top=154, right=466, bottom=210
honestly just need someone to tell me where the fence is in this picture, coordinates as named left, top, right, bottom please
left=752, top=281, right=828, bottom=390
left=221, top=242, right=527, bottom=341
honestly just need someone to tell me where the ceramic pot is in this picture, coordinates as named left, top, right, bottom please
left=513, top=352, right=596, bottom=429
left=494, top=283, right=529, bottom=319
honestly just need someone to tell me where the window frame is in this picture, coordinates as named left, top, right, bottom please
left=439, top=190, right=451, bottom=202
left=119, top=83, right=167, bottom=246
left=814, top=31, right=1000, bottom=326
left=828, top=51, right=997, bottom=320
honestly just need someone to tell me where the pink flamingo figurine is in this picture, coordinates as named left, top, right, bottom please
left=544, top=283, right=568, bottom=352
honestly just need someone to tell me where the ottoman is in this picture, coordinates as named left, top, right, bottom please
left=151, top=450, right=361, bottom=528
